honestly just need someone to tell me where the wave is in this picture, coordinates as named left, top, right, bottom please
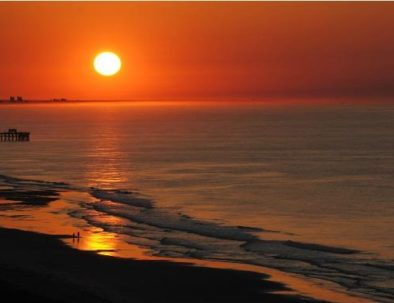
left=93, top=200, right=258, bottom=242
left=82, top=188, right=394, bottom=302
left=91, top=189, right=153, bottom=209
left=1, top=174, right=393, bottom=302
left=0, top=174, right=70, bottom=189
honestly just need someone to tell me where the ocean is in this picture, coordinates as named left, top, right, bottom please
left=0, top=101, right=393, bottom=302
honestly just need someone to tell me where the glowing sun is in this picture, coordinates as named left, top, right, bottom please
left=94, top=52, right=122, bottom=76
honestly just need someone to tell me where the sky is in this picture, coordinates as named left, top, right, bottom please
left=0, top=2, right=394, bottom=101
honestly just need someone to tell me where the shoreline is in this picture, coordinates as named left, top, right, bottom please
left=0, top=175, right=382, bottom=303
left=0, top=226, right=325, bottom=303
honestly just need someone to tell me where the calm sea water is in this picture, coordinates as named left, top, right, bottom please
left=0, top=101, right=393, bottom=300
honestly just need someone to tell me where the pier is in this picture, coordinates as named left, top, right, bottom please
left=0, top=129, right=30, bottom=142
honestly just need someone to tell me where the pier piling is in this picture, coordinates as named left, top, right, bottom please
left=0, top=129, right=30, bottom=142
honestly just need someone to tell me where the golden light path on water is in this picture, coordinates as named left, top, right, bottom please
left=82, top=106, right=129, bottom=188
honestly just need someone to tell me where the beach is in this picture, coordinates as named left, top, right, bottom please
left=0, top=226, right=326, bottom=303
left=0, top=174, right=383, bottom=303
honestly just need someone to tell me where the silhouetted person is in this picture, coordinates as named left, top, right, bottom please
left=77, top=232, right=80, bottom=241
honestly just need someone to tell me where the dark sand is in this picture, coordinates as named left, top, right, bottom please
left=0, top=188, right=59, bottom=206
left=0, top=227, right=327, bottom=303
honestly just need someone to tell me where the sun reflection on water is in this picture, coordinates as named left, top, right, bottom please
left=83, top=118, right=130, bottom=189
left=75, top=228, right=118, bottom=256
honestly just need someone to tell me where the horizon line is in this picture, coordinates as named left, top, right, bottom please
left=1, top=98, right=393, bottom=105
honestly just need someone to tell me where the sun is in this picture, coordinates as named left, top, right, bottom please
left=94, top=51, right=122, bottom=76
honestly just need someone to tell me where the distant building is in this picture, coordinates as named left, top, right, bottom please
left=9, top=96, right=24, bottom=102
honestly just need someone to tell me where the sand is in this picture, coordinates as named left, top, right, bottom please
left=0, top=227, right=325, bottom=303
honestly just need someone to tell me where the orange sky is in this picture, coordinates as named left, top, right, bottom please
left=1, top=2, right=394, bottom=101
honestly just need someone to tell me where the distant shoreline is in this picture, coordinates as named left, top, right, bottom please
left=0, top=97, right=394, bottom=105
left=0, top=98, right=394, bottom=107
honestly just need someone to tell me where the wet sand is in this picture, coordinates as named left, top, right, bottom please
left=0, top=227, right=325, bottom=303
